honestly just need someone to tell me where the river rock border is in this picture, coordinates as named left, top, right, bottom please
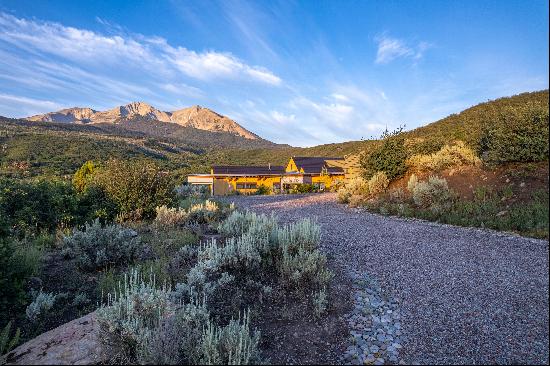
left=341, top=271, right=407, bottom=365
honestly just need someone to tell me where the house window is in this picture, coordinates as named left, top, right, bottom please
left=236, top=182, right=257, bottom=189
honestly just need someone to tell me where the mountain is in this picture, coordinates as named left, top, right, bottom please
left=25, top=102, right=258, bottom=139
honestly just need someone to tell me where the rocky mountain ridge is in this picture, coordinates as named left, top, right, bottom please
left=25, top=102, right=258, bottom=139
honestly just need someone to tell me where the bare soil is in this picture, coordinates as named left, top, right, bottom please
left=254, top=263, right=352, bottom=364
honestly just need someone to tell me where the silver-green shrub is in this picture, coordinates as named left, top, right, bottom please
left=26, top=290, right=57, bottom=322
left=62, top=219, right=141, bottom=271
left=175, top=184, right=210, bottom=199
left=368, top=171, right=390, bottom=196
left=218, top=210, right=277, bottom=238
left=154, top=205, right=189, bottom=227
left=96, top=269, right=174, bottom=364
left=140, top=301, right=210, bottom=364
left=187, top=200, right=221, bottom=224
left=276, top=218, right=321, bottom=253
left=412, top=176, right=452, bottom=213
left=97, top=268, right=262, bottom=365
left=312, top=288, right=328, bottom=319
left=279, top=246, right=333, bottom=293
left=407, top=174, right=419, bottom=193
left=200, top=311, right=261, bottom=365
left=337, top=177, right=369, bottom=203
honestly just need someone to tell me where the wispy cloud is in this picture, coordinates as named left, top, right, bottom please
left=270, top=110, right=296, bottom=124
left=0, top=93, right=62, bottom=116
left=0, top=12, right=281, bottom=85
left=375, top=34, right=431, bottom=64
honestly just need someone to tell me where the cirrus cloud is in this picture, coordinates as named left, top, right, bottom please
left=375, top=34, right=431, bottom=64
left=0, top=12, right=281, bottom=85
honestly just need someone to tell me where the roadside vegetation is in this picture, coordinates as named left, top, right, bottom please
left=338, top=91, right=549, bottom=238
left=0, top=159, right=334, bottom=363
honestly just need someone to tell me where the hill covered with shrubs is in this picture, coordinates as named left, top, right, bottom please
left=338, top=90, right=549, bottom=238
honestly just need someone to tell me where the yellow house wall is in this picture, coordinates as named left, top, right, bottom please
left=212, top=176, right=282, bottom=195
left=312, top=174, right=345, bottom=188
left=343, top=154, right=362, bottom=184
left=285, top=158, right=299, bottom=172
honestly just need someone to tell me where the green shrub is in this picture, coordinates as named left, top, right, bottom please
left=367, top=171, right=390, bottom=196
left=0, top=178, right=117, bottom=238
left=480, top=103, right=549, bottom=164
left=0, top=178, right=77, bottom=237
left=0, top=321, right=20, bottom=356
left=506, top=191, right=549, bottom=236
left=75, top=185, right=119, bottom=224
left=0, top=238, right=42, bottom=325
left=93, top=159, right=176, bottom=220
left=255, top=185, right=271, bottom=195
left=288, top=184, right=315, bottom=194
left=72, top=161, right=97, bottom=193
left=411, top=176, right=452, bottom=213
left=141, top=227, right=197, bottom=259
left=62, top=219, right=141, bottom=271
left=361, top=135, right=408, bottom=180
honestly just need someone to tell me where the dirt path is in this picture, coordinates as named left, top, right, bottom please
left=224, top=193, right=549, bottom=365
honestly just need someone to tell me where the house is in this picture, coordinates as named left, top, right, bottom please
left=322, top=154, right=362, bottom=184
left=186, top=156, right=345, bottom=195
left=284, top=157, right=345, bottom=190
left=187, top=165, right=285, bottom=195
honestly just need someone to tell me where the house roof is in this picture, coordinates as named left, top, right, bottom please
left=290, top=156, right=344, bottom=174
left=211, top=165, right=285, bottom=176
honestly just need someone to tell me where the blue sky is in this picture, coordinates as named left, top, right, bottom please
left=0, top=0, right=548, bottom=146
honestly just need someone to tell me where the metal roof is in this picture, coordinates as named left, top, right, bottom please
left=290, top=156, right=345, bottom=174
left=211, top=165, right=285, bottom=175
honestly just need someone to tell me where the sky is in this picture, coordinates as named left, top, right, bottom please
left=0, top=0, right=548, bottom=147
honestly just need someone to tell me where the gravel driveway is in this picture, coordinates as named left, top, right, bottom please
left=222, top=193, right=549, bottom=365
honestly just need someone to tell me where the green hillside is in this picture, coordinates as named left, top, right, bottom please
left=0, top=117, right=371, bottom=179
left=402, top=90, right=549, bottom=157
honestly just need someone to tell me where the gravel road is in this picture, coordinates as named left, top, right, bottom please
left=222, top=193, right=549, bottom=365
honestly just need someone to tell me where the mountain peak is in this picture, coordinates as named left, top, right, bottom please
left=118, top=101, right=158, bottom=116
left=25, top=102, right=258, bottom=139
